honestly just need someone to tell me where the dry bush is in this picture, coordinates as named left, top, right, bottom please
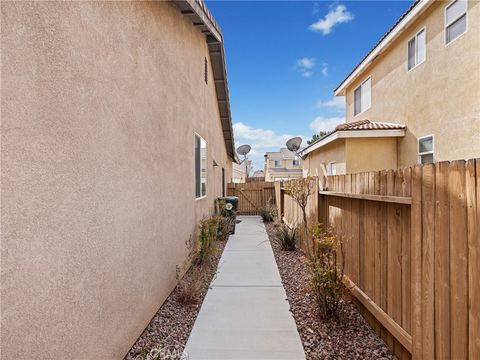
left=195, top=216, right=219, bottom=265
left=273, top=222, right=297, bottom=251
left=283, top=177, right=316, bottom=252
left=260, top=198, right=278, bottom=222
left=216, top=215, right=234, bottom=241
left=176, top=268, right=206, bottom=305
left=307, top=223, right=345, bottom=318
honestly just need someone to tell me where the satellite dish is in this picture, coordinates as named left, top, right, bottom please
left=286, top=137, right=302, bottom=152
left=236, top=144, right=251, bottom=156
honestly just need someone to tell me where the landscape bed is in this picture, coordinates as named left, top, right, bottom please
left=124, top=238, right=227, bottom=360
left=265, top=222, right=395, bottom=360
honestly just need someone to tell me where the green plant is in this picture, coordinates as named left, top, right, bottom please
left=195, top=216, right=219, bottom=265
left=260, top=198, right=278, bottom=222
left=307, top=223, right=345, bottom=319
left=273, top=222, right=297, bottom=251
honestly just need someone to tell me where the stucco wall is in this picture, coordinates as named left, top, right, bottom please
left=345, top=137, right=398, bottom=174
left=1, top=2, right=232, bottom=359
left=345, top=0, right=480, bottom=166
left=302, top=139, right=346, bottom=177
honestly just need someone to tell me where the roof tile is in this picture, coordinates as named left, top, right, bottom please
left=335, top=119, right=406, bottom=131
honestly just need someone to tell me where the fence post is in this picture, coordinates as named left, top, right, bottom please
left=274, top=181, right=283, bottom=218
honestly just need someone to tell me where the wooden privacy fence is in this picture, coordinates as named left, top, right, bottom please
left=276, top=159, right=479, bottom=360
left=227, top=181, right=276, bottom=215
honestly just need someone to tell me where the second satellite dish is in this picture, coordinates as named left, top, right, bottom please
left=286, top=137, right=302, bottom=152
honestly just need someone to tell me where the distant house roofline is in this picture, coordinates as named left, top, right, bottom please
left=174, top=0, right=237, bottom=161
left=334, top=0, right=434, bottom=96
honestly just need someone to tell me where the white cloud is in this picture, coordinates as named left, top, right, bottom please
left=316, top=96, right=345, bottom=110
left=309, top=4, right=354, bottom=35
left=309, top=116, right=344, bottom=133
left=296, top=57, right=315, bottom=77
left=233, top=122, right=308, bottom=170
left=321, top=62, right=328, bottom=77
left=296, top=57, right=315, bottom=69
left=234, top=122, right=299, bottom=148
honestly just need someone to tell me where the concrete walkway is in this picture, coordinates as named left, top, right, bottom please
left=185, top=216, right=305, bottom=360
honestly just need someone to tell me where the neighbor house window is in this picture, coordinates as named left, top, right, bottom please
left=195, top=134, right=207, bottom=198
left=274, top=160, right=281, bottom=167
left=329, top=162, right=337, bottom=175
left=418, top=135, right=434, bottom=164
left=445, top=0, right=467, bottom=44
left=293, top=159, right=300, bottom=166
left=408, top=28, right=426, bottom=70
left=354, top=77, right=371, bottom=116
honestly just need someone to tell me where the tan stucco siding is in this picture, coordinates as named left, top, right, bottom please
left=345, top=137, right=398, bottom=174
left=345, top=0, right=480, bottom=166
left=303, top=139, right=346, bottom=177
left=1, top=2, right=232, bottom=359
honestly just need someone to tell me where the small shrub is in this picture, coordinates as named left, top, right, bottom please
left=273, top=222, right=297, bottom=251
left=217, top=215, right=234, bottom=241
left=307, top=223, right=345, bottom=319
left=177, top=268, right=206, bottom=305
left=195, top=216, right=219, bottom=265
left=260, top=199, right=278, bottom=222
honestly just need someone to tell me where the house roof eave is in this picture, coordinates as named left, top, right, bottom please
left=173, top=0, right=237, bottom=161
left=334, top=0, right=434, bottom=96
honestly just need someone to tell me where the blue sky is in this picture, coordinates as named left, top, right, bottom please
left=207, top=1, right=412, bottom=170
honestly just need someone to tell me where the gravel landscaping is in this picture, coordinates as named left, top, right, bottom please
left=265, top=222, right=396, bottom=360
left=124, top=238, right=227, bottom=360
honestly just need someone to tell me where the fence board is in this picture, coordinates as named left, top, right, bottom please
left=434, top=161, right=450, bottom=360
left=421, top=164, right=435, bottom=360
left=449, top=161, right=468, bottom=359
left=469, top=159, right=480, bottom=358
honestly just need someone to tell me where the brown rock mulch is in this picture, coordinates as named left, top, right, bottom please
left=124, top=239, right=227, bottom=360
left=265, top=222, right=396, bottom=360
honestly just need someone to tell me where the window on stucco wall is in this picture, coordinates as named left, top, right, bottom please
left=195, top=134, right=207, bottom=198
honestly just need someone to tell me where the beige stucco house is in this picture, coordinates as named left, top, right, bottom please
left=302, top=0, right=480, bottom=178
left=232, top=160, right=251, bottom=183
left=1, top=1, right=235, bottom=359
left=264, top=148, right=303, bottom=181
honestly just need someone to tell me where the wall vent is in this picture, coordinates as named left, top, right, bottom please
left=204, top=57, right=208, bottom=84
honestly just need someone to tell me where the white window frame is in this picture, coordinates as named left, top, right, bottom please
left=292, top=159, right=300, bottom=167
left=194, top=133, right=207, bottom=200
left=353, top=77, right=371, bottom=117
left=418, top=134, right=434, bottom=164
left=444, top=0, right=468, bottom=46
left=407, top=27, right=426, bottom=71
left=274, top=160, right=281, bottom=167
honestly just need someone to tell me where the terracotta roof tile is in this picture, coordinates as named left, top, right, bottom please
left=335, top=119, right=406, bottom=131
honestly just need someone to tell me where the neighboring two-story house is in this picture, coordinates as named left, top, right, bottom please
left=264, top=148, right=303, bottom=181
left=301, top=0, right=480, bottom=178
